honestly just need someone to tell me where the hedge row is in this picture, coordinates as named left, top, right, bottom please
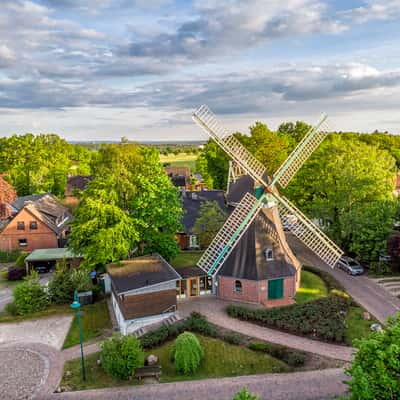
left=227, top=294, right=352, bottom=343
left=302, top=265, right=345, bottom=292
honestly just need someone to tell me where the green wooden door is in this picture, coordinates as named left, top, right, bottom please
left=268, top=279, right=284, bottom=300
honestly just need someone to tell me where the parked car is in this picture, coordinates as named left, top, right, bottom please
left=337, top=256, right=364, bottom=275
left=33, top=264, right=52, bottom=274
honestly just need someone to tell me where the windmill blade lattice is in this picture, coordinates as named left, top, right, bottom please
left=272, top=115, right=330, bottom=188
left=193, top=105, right=268, bottom=185
left=275, top=193, right=343, bottom=267
left=197, top=192, right=263, bottom=276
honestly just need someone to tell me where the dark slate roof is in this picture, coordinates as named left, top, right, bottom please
left=12, top=194, right=47, bottom=211
left=226, top=175, right=254, bottom=204
left=176, top=265, right=206, bottom=279
left=65, top=175, right=93, bottom=196
left=180, top=190, right=226, bottom=234
left=107, top=254, right=181, bottom=294
left=219, top=212, right=296, bottom=280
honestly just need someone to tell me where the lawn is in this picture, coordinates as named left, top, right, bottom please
left=0, top=303, right=73, bottom=323
left=61, top=335, right=289, bottom=391
left=170, top=251, right=203, bottom=268
left=159, top=153, right=198, bottom=171
left=295, top=270, right=328, bottom=303
left=63, top=299, right=112, bottom=349
left=345, top=306, right=377, bottom=345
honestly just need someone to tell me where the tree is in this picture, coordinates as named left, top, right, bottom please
left=284, top=135, right=396, bottom=254
left=101, top=334, right=144, bottom=379
left=171, top=332, right=204, bottom=374
left=277, top=120, right=311, bottom=149
left=344, top=316, right=400, bottom=399
left=233, top=387, right=260, bottom=400
left=193, top=201, right=227, bottom=248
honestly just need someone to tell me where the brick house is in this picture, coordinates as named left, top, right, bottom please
left=216, top=175, right=301, bottom=307
left=64, top=175, right=93, bottom=207
left=176, top=190, right=226, bottom=250
left=0, top=194, right=72, bottom=252
left=107, top=255, right=181, bottom=335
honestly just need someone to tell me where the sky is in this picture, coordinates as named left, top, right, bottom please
left=1, top=0, right=400, bottom=141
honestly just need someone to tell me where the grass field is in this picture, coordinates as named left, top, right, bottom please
left=170, top=251, right=203, bottom=268
left=61, top=334, right=289, bottom=391
left=159, top=153, right=198, bottom=171
left=345, top=306, right=377, bottom=345
left=0, top=303, right=73, bottom=323
left=295, top=270, right=328, bottom=303
left=63, top=299, right=112, bottom=349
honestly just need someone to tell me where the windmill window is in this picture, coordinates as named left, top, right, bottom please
left=234, top=280, right=242, bottom=293
left=265, top=248, right=273, bottom=261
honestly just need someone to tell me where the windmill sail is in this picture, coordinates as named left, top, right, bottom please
left=275, top=194, right=343, bottom=268
left=193, top=105, right=268, bottom=185
left=196, top=192, right=263, bottom=276
left=272, top=115, right=330, bottom=188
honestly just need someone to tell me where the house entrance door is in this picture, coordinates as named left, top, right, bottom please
left=189, top=278, right=199, bottom=297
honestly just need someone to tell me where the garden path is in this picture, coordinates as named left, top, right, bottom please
left=178, top=296, right=354, bottom=362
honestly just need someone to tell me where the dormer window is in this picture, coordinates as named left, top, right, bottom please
left=17, top=221, right=25, bottom=230
left=264, top=248, right=273, bottom=261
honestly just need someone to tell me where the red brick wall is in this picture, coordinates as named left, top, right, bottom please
left=0, top=208, right=58, bottom=252
left=218, top=275, right=296, bottom=305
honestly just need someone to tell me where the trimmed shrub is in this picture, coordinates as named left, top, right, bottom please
left=7, top=267, right=26, bottom=281
left=184, top=312, right=218, bottom=337
left=101, top=334, right=144, bottom=380
left=228, top=294, right=351, bottom=343
left=140, top=325, right=170, bottom=349
left=5, top=302, right=18, bottom=316
left=15, top=253, right=28, bottom=268
left=171, top=332, right=204, bottom=375
left=223, top=333, right=241, bottom=345
left=1, top=270, right=8, bottom=280
left=13, top=272, right=49, bottom=315
left=233, top=387, right=260, bottom=400
left=303, top=265, right=344, bottom=292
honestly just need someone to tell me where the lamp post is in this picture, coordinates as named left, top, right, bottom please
left=70, top=290, right=86, bottom=381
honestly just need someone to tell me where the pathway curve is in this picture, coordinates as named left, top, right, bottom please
left=178, top=296, right=354, bottom=362
left=47, top=368, right=347, bottom=400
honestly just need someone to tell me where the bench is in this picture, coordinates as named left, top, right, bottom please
left=134, top=365, right=162, bottom=381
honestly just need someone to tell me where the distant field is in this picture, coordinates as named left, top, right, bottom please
left=159, top=152, right=198, bottom=171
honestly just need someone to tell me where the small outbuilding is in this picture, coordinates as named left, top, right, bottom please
left=107, top=254, right=181, bottom=335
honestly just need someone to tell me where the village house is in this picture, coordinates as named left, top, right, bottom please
left=64, top=175, right=93, bottom=207
left=0, top=193, right=72, bottom=252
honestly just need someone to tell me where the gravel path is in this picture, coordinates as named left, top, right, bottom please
left=178, top=296, right=354, bottom=362
left=0, top=315, right=73, bottom=350
left=46, top=368, right=347, bottom=400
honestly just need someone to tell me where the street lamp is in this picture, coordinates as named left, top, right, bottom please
left=70, top=290, right=86, bottom=381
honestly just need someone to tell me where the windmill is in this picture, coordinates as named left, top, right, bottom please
left=192, top=105, right=343, bottom=289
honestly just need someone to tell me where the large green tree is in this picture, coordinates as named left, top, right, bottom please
left=69, top=144, right=183, bottom=266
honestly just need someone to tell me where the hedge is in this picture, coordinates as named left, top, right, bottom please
left=0, top=250, right=21, bottom=263
left=302, top=265, right=345, bottom=292
left=227, top=294, right=352, bottom=343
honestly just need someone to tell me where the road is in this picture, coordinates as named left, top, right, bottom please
left=287, top=234, right=400, bottom=324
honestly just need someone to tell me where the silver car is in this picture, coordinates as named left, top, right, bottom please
left=337, top=256, right=364, bottom=275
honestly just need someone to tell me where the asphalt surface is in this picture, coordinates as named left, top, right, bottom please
left=287, top=233, right=400, bottom=324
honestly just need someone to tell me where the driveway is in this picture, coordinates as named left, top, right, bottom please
left=287, top=234, right=400, bottom=324
left=48, top=368, right=347, bottom=400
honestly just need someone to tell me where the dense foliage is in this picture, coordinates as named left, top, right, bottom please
left=344, top=316, right=400, bottom=400
left=193, top=201, right=227, bottom=248
left=100, top=334, right=144, bottom=380
left=171, top=332, right=204, bottom=375
left=227, top=294, right=352, bottom=343
left=68, top=144, right=183, bottom=267
left=0, top=134, right=93, bottom=196
left=12, top=272, right=49, bottom=315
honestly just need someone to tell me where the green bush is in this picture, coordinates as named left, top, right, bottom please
left=248, top=341, right=307, bottom=367
left=140, top=325, right=171, bottom=349
left=15, top=253, right=28, bottom=268
left=0, top=250, right=20, bottom=263
left=5, top=302, right=18, bottom=316
left=101, top=334, right=144, bottom=380
left=171, top=332, right=204, bottom=375
left=1, top=270, right=8, bottom=280
left=184, top=312, right=218, bottom=337
left=227, top=294, right=352, bottom=343
left=223, top=333, right=241, bottom=345
left=233, top=387, right=259, bottom=400
left=13, top=272, right=49, bottom=315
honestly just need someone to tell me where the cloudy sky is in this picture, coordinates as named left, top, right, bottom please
left=1, top=0, right=400, bottom=141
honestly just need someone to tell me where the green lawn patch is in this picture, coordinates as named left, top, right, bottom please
left=63, top=299, right=111, bottom=349
left=170, top=251, right=203, bottom=269
left=345, top=306, right=377, bottom=345
left=295, top=270, right=328, bottom=303
left=0, top=303, right=73, bottom=323
left=61, top=335, right=288, bottom=391
left=160, top=153, right=198, bottom=171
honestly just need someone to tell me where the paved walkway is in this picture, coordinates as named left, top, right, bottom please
left=47, top=368, right=347, bottom=400
left=179, top=296, right=354, bottom=362
left=0, top=315, right=73, bottom=350
left=287, top=234, right=400, bottom=324
left=62, top=342, right=101, bottom=362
